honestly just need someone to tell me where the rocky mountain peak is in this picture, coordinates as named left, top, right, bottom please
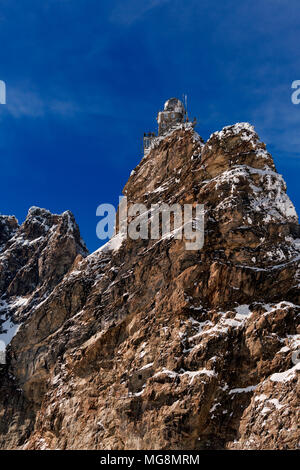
left=0, top=121, right=299, bottom=450
left=0, top=207, right=88, bottom=327
left=0, top=215, right=18, bottom=253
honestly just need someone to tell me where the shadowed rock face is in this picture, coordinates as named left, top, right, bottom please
left=0, top=123, right=299, bottom=450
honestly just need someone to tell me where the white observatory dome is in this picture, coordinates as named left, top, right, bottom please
left=163, top=98, right=185, bottom=113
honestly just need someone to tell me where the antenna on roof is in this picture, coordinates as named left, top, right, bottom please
left=183, top=94, right=188, bottom=121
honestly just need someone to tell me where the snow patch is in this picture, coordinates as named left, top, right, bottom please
left=94, top=231, right=126, bottom=255
left=229, top=384, right=257, bottom=395
left=139, top=362, right=154, bottom=371
left=269, top=363, right=300, bottom=383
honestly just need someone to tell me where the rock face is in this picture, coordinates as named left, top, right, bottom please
left=0, top=208, right=88, bottom=324
left=0, top=122, right=299, bottom=450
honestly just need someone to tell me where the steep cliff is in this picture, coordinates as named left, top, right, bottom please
left=0, top=122, right=299, bottom=450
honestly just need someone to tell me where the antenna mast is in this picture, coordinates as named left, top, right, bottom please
left=183, top=94, right=188, bottom=121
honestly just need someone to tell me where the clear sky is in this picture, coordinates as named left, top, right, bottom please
left=0, top=0, right=299, bottom=252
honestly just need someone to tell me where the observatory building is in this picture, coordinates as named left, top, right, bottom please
left=143, top=97, right=196, bottom=155
left=157, top=98, right=186, bottom=136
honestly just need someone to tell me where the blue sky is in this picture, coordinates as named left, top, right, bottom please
left=0, top=0, right=299, bottom=252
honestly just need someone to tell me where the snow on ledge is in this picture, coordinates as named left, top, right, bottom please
left=269, top=363, right=300, bottom=383
left=209, top=122, right=256, bottom=141
left=93, top=231, right=126, bottom=256
left=229, top=384, right=257, bottom=395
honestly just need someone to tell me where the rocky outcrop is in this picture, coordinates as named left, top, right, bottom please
left=0, top=207, right=88, bottom=326
left=0, top=122, right=299, bottom=450
left=0, top=216, right=18, bottom=253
